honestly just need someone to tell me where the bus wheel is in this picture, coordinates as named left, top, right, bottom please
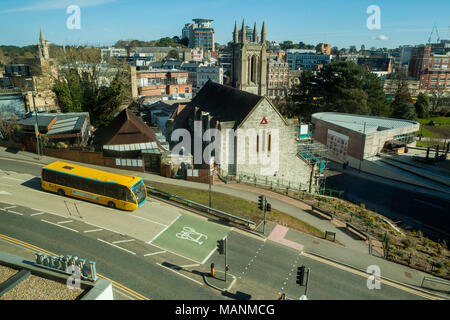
left=57, top=189, right=65, bottom=196
left=108, top=201, right=116, bottom=209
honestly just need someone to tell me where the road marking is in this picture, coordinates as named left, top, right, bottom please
left=85, top=222, right=120, bottom=234
left=6, top=210, right=23, bottom=216
left=57, top=220, right=73, bottom=224
left=129, top=214, right=168, bottom=227
left=0, top=201, right=14, bottom=205
left=84, top=229, right=103, bottom=233
left=31, top=212, right=45, bottom=216
left=201, top=247, right=218, bottom=265
left=180, top=263, right=201, bottom=268
left=0, top=232, right=149, bottom=300
left=3, top=206, right=16, bottom=210
left=302, top=252, right=442, bottom=300
left=3, top=176, right=24, bottom=182
left=0, top=183, right=12, bottom=187
left=41, top=219, right=79, bottom=233
left=150, top=242, right=200, bottom=264
left=144, top=251, right=166, bottom=257
left=97, top=238, right=136, bottom=255
left=156, top=263, right=203, bottom=286
left=112, top=239, right=135, bottom=244
left=148, top=214, right=181, bottom=244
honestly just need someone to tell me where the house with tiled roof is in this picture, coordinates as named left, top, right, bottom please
left=93, top=108, right=168, bottom=173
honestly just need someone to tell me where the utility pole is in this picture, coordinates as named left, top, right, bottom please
left=206, top=113, right=212, bottom=210
left=358, top=122, right=366, bottom=173
left=263, top=196, right=267, bottom=234
left=26, top=78, right=41, bottom=158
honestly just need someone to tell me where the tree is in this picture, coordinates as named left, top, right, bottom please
left=289, top=61, right=389, bottom=120
left=166, top=49, right=179, bottom=60
left=429, top=86, right=446, bottom=115
left=349, top=45, right=357, bottom=53
left=392, top=102, right=416, bottom=120
left=179, top=37, right=189, bottom=47
left=391, top=79, right=412, bottom=117
left=331, top=46, right=339, bottom=55
left=414, top=93, right=431, bottom=118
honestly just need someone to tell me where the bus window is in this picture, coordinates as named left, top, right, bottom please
left=56, top=173, right=66, bottom=186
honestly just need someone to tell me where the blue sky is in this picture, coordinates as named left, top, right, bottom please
left=0, top=0, right=448, bottom=48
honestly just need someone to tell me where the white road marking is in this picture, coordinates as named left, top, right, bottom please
left=156, top=263, right=203, bottom=286
left=0, top=201, right=14, bottom=205
left=97, top=238, right=136, bottom=255
left=41, top=219, right=79, bottom=233
left=112, top=239, right=135, bottom=244
left=150, top=242, right=200, bottom=263
left=84, top=229, right=103, bottom=233
left=201, top=247, right=218, bottom=265
left=3, top=206, right=16, bottom=210
left=30, top=212, right=45, bottom=216
left=85, top=222, right=120, bottom=234
left=129, top=214, right=168, bottom=227
left=3, top=176, right=24, bottom=182
left=148, top=214, right=181, bottom=244
left=57, top=220, right=73, bottom=224
left=0, top=183, right=12, bottom=187
left=143, top=251, right=166, bottom=257
left=6, top=210, right=23, bottom=216
left=180, top=263, right=201, bottom=268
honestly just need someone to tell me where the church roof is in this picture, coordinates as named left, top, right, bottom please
left=186, top=80, right=263, bottom=127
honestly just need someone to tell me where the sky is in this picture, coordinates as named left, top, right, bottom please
left=0, top=0, right=449, bottom=49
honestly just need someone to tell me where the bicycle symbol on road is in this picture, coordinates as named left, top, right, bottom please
left=176, top=227, right=208, bottom=245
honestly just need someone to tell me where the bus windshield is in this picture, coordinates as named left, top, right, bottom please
left=133, top=180, right=146, bottom=205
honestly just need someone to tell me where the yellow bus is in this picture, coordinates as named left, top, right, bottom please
left=41, top=161, right=147, bottom=211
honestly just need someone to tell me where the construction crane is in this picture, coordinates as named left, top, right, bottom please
left=427, top=24, right=440, bottom=45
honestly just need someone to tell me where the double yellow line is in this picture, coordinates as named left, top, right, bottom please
left=0, top=233, right=149, bottom=300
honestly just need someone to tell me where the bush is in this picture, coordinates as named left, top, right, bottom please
left=401, top=238, right=412, bottom=249
left=56, top=142, right=67, bottom=149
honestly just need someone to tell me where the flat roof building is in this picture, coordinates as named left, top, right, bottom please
left=311, top=112, right=420, bottom=162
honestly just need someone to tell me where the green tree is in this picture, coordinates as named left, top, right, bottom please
left=349, top=45, right=357, bottom=53
left=391, top=79, right=412, bottom=117
left=392, top=102, right=417, bottom=120
left=166, top=49, right=180, bottom=60
left=414, top=93, right=431, bottom=118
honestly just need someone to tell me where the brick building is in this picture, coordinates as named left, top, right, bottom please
left=135, top=69, right=192, bottom=99
left=409, top=46, right=450, bottom=90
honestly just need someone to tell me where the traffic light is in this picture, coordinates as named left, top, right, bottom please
left=258, top=195, right=264, bottom=210
left=266, top=203, right=271, bottom=212
left=296, top=266, right=305, bottom=285
left=217, top=239, right=225, bottom=254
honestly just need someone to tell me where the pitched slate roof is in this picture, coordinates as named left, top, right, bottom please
left=185, top=80, right=263, bottom=127
left=93, top=108, right=162, bottom=148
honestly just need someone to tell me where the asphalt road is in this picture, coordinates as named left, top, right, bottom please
left=0, top=157, right=431, bottom=300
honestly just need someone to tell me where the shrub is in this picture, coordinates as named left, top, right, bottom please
left=401, top=238, right=412, bottom=249
left=56, top=142, right=67, bottom=149
left=417, top=230, right=423, bottom=238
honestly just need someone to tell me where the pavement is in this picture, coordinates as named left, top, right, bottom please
left=0, top=146, right=448, bottom=299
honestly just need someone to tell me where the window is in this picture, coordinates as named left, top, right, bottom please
left=268, top=134, right=271, bottom=152
left=256, top=135, right=259, bottom=153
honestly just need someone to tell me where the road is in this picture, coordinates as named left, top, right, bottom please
left=0, top=157, right=432, bottom=300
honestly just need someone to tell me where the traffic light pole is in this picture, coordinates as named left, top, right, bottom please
left=263, top=197, right=267, bottom=235
left=304, top=268, right=310, bottom=297
left=224, top=237, right=227, bottom=282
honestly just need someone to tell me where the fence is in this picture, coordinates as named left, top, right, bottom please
left=218, top=168, right=344, bottom=198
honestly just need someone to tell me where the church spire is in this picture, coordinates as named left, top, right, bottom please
left=261, top=21, right=266, bottom=44
left=253, top=22, right=258, bottom=43
left=233, top=21, right=238, bottom=43
left=241, top=19, right=246, bottom=44
left=40, top=29, right=45, bottom=44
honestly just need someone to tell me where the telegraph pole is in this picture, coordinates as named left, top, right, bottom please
left=26, top=78, right=41, bottom=158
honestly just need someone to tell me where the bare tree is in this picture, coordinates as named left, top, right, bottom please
left=429, top=86, right=448, bottom=115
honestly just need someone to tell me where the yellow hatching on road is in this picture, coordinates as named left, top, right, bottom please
left=0, top=233, right=149, bottom=300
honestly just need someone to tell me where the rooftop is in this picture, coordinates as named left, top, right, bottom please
left=312, top=112, right=420, bottom=134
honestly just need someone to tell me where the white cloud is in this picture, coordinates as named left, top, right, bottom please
left=2, top=0, right=116, bottom=13
left=373, top=34, right=389, bottom=41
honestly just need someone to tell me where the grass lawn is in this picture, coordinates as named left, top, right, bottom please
left=147, top=181, right=325, bottom=239
left=417, top=117, right=450, bottom=125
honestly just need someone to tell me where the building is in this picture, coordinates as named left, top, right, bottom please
left=357, top=56, right=393, bottom=77
left=183, top=19, right=215, bottom=52
left=135, top=69, right=192, bottom=99
left=317, top=43, right=331, bottom=55
left=267, top=58, right=290, bottom=99
left=218, top=50, right=232, bottom=73
left=311, top=112, right=420, bottom=164
left=93, top=108, right=167, bottom=173
left=130, top=47, right=191, bottom=62
left=382, top=79, right=421, bottom=95
left=196, top=64, right=223, bottom=89
left=101, top=47, right=128, bottom=61
left=286, top=49, right=331, bottom=71
left=409, top=46, right=450, bottom=91
left=0, top=93, right=26, bottom=119
left=231, top=20, right=268, bottom=96
left=166, top=80, right=317, bottom=188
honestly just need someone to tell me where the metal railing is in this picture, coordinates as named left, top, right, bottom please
left=146, top=186, right=256, bottom=228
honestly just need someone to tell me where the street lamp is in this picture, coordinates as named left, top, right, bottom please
left=204, top=112, right=212, bottom=209
left=25, top=78, right=41, bottom=158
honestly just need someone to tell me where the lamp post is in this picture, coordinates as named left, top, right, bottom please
left=25, top=78, right=41, bottom=158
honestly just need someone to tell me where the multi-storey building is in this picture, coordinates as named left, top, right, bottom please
left=409, top=46, right=450, bottom=91
left=183, top=19, right=215, bottom=52
left=357, top=56, right=393, bottom=77
left=101, top=47, right=127, bottom=61
left=135, top=69, right=192, bottom=99
left=317, top=43, right=331, bottom=55
left=286, top=49, right=331, bottom=71
left=267, top=59, right=289, bottom=99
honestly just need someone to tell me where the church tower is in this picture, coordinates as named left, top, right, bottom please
left=231, top=20, right=267, bottom=96
left=39, top=29, right=50, bottom=60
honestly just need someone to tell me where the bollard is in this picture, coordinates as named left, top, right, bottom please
left=210, top=263, right=215, bottom=277
left=279, top=293, right=286, bottom=300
